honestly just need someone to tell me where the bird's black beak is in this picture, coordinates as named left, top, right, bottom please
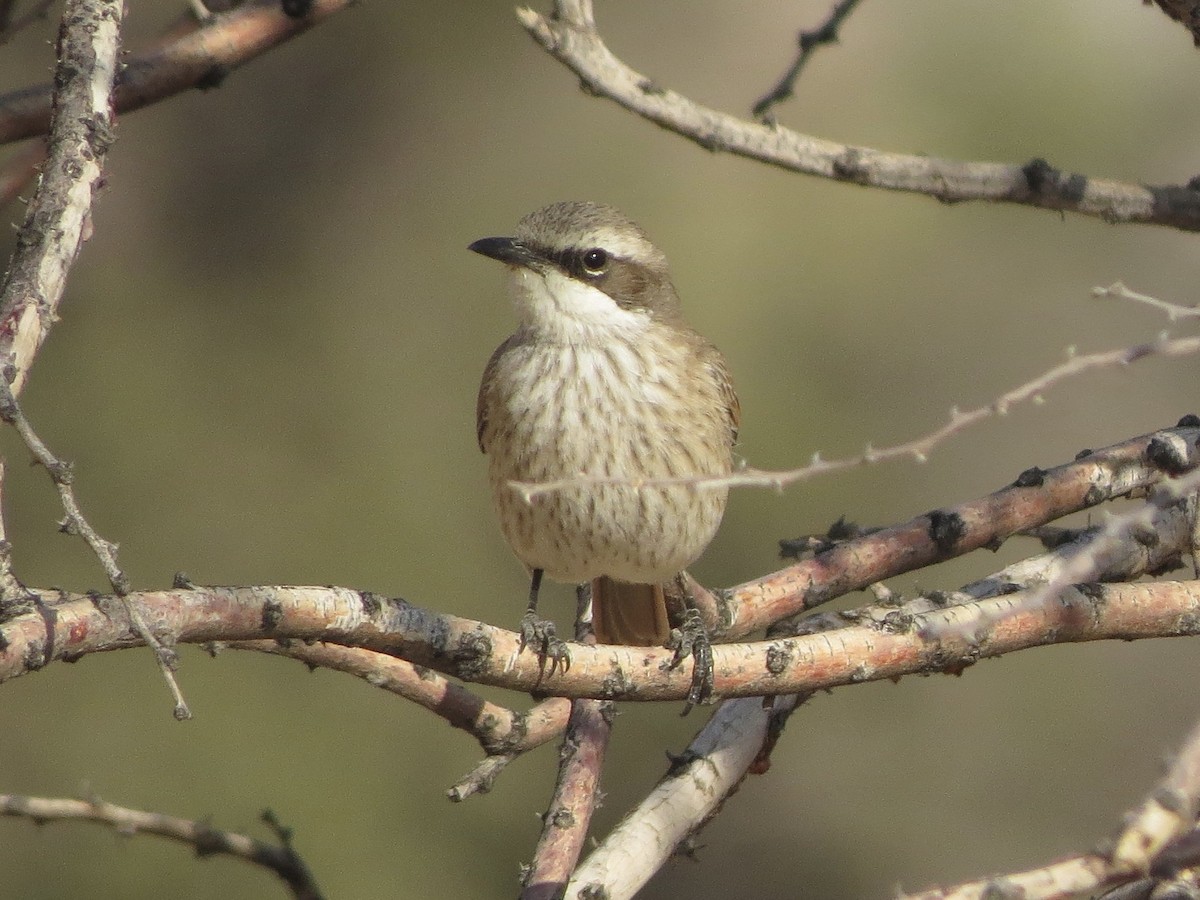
left=468, top=236, right=540, bottom=269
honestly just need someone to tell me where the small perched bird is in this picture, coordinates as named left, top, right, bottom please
left=471, top=201, right=739, bottom=659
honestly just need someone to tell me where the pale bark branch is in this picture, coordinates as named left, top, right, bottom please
left=516, top=0, right=1200, bottom=232
left=0, top=0, right=122, bottom=397
left=1113, top=716, right=1200, bottom=872
left=1, top=424, right=1195, bottom=701
left=3, top=572, right=1198, bottom=703
left=566, top=695, right=801, bottom=900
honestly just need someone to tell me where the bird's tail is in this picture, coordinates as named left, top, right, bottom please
left=590, top=576, right=670, bottom=646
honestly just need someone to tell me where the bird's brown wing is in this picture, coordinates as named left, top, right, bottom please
left=703, top=343, right=740, bottom=445
left=476, top=336, right=518, bottom=453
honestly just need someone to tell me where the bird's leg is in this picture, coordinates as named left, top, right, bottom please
left=664, top=574, right=715, bottom=714
left=573, top=581, right=595, bottom=644
left=519, top=568, right=571, bottom=675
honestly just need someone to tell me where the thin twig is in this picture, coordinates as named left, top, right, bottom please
left=1094, top=281, right=1200, bottom=321
left=0, top=794, right=324, bottom=900
left=0, top=382, right=190, bottom=718
left=510, top=332, right=1200, bottom=499
left=517, top=0, right=1200, bottom=231
left=752, top=0, right=865, bottom=118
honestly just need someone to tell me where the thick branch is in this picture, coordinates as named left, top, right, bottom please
left=0, top=0, right=122, bottom=397
left=725, top=423, right=1199, bottom=636
left=522, top=699, right=614, bottom=899
left=3, top=577, right=1199, bottom=702
left=517, top=0, right=1200, bottom=231
left=567, top=695, right=800, bottom=899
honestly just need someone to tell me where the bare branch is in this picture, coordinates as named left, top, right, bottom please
left=0, top=0, right=355, bottom=147
left=516, top=1, right=1200, bottom=231
left=566, top=695, right=802, bottom=899
left=0, top=380, right=191, bottom=718
left=0, top=795, right=323, bottom=900
left=901, top=853, right=1118, bottom=900
left=936, top=448, right=1200, bottom=645
left=902, top=713, right=1200, bottom=899
left=0, top=423, right=1193, bottom=699
left=0, top=0, right=122, bottom=396
left=726, top=423, right=1198, bottom=636
left=0, top=0, right=189, bottom=717
left=1095, top=282, right=1200, bottom=322
left=752, top=0, right=865, bottom=118
left=230, top=639, right=570, bottom=757
left=523, top=699, right=614, bottom=899
left=3, top=571, right=1200, bottom=703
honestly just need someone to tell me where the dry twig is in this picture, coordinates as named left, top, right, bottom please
left=752, top=0, right=865, bottom=118
left=0, top=795, right=323, bottom=900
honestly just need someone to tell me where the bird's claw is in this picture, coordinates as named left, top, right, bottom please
left=666, top=607, right=714, bottom=715
left=519, top=610, right=571, bottom=676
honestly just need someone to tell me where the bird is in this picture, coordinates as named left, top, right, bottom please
left=471, top=200, right=739, bottom=667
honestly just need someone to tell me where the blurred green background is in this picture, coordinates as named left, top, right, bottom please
left=1, top=1, right=1199, bottom=897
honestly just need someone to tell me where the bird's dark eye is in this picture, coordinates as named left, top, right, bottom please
left=582, top=248, right=608, bottom=274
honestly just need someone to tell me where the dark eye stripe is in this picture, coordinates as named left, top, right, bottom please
left=540, top=247, right=611, bottom=281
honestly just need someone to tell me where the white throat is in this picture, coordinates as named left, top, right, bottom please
left=509, top=267, right=649, bottom=344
